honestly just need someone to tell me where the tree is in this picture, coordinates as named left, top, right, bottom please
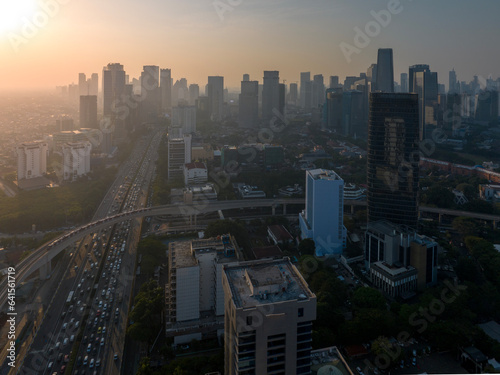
left=352, top=287, right=386, bottom=310
left=453, top=217, right=481, bottom=238
left=298, top=238, right=315, bottom=256
left=422, top=186, right=455, bottom=208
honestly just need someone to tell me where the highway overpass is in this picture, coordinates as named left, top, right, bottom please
left=1, top=198, right=499, bottom=310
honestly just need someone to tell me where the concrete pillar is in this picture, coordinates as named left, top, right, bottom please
left=283, top=204, right=287, bottom=215
left=493, top=221, right=497, bottom=230
left=194, top=215, right=197, bottom=226
left=39, top=260, right=51, bottom=280
left=350, top=205, right=354, bottom=214
left=438, top=213, right=442, bottom=223
left=272, top=205, right=276, bottom=216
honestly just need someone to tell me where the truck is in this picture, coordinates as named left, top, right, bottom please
left=66, top=291, right=74, bottom=305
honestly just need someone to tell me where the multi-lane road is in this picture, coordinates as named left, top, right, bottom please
left=7, top=127, right=162, bottom=375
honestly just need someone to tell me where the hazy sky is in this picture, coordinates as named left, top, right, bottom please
left=1, top=0, right=499, bottom=91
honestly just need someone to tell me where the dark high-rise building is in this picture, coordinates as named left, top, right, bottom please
left=400, top=73, right=408, bottom=93
left=102, top=63, right=126, bottom=117
left=312, top=74, right=324, bottom=108
left=409, top=64, right=438, bottom=139
left=449, top=69, right=458, bottom=94
left=367, top=93, right=419, bottom=229
left=262, top=71, right=280, bottom=122
left=329, top=75, right=340, bottom=89
left=324, top=89, right=343, bottom=133
left=475, top=90, right=499, bottom=125
left=140, top=65, right=160, bottom=122
left=238, top=76, right=259, bottom=128
left=300, top=72, right=312, bottom=109
left=160, top=68, right=172, bottom=113
left=207, top=76, right=224, bottom=121
left=444, top=93, right=461, bottom=134
left=288, top=82, right=298, bottom=106
left=79, top=95, right=98, bottom=129
left=375, top=48, right=394, bottom=93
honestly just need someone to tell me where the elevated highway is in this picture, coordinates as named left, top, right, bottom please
left=2, top=198, right=499, bottom=310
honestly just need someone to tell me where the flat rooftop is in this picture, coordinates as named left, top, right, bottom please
left=308, top=168, right=342, bottom=181
left=170, top=241, right=198, bottom=268
left=371, top=261, right=416, bottom=277
left=224, top=258, right=314, bottom=309
left=367, top=220, right=416, bottom=237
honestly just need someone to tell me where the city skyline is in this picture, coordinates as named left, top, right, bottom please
left=1, top=0, right=500, bottom=91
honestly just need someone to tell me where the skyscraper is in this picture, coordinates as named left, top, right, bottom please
left=299, top=169, right=347, bottom=256
left=102, top=63, right=126, bottom=117
left=160, top=68, right=172, bottom=113
left=288, top=82, right=298, bottom=106
left=409, top=64, right=438, bottom=139
left=367, top=93, right=419, bottom=229
left=449, top=68, right=458, bottom=94
left=223, top=258, right=316, bottom=375
left=168, top=134, right=192, bottom=180
left=207, top=76, right=224, bottom=121
left=239, top=76, right=259, bottom=128
left=188, top=84, right=199, bottom=106
left=79, top=95, right=98, bottom=129
left=262, top=71, right=280, bottom=122
left=140, top=65, right=160, bottom=121
left=172, top=106, right=197, bottom=134
left=375, top=48, right=394, bottom=93
left=324, top=88, right=343, bottom=133
left=329, top=75, right=340, bottom=89
left=300, top=72, right=312, bottom=109
left=312, top=74, right=324, bottom=108
left=89, top=73, right=98, bottom=96
left=400, top=73, right=408, bottom=93
left=62, top=141, right=92, bottom=181
left=78, top=73, right=87, bottom=96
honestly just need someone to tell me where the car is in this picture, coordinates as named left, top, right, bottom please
left=83, top=356, right=88, bottom=365
left=96, top=310, right=101, bottom=317
left=98, top=301, right=103, bottom=308
left=68, top=305, right=74, bottom=313
left=70, top=335, right=75, bottom=343
left=57, top=353, right=63, bottom=362
left=75, top=321, right=80, bottom=329
left=62, top=323, right=68, bottom=331
left=89, top=358, right=94, bottom=368
left=412, top=357, right=416, bottom=366
left=63, top=338, right=69, bottom=346
left=77, top=356, right=82, bottom=366
left=47, top=361, right=54, bottom=370
left=100, top=337, right=104, bottom=346
left=114, top=353, right=118, bottom=361
left=70, top=318, right=75, bottom=325
left=55, top=342, right=61, bottom=350
left=87, top=344, right=92, bottom=352
left=97, top=326, right=102, bottom=334
left=82, top=335, right=88, bottom=344
left=64, top=354, right=69, bottom=363
left=96, top=358, right=101, bottom=367
left=59, top=365, right=66, bottom=374
left=115, top=308, right=119, bottom=316
left=102, top=325, right=106, bottom=334
left=103, top=304, right=107, bottom=311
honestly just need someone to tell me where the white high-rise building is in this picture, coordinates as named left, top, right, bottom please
left=16, top=141, right=48, bottom=180
left=62, top=141, right=92, bottom=181
left=167, top=134, right=192, bottom=180
left=299, top=169, right=347, bottom=256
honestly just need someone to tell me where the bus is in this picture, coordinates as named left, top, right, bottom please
left=66, top=291, right=74, bottom=305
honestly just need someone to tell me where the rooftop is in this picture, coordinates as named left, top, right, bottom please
left=169, top=241, right=198, bottom=268
left=367, top=220, right=416, bottom=237
left=371, top=261, right=417, bottom=277
left=308, top=168, right=342, bottom=181
left=224, top=258, right=314, bottom=309
left=268, top=225, right=293, bottom=242
left=185, top=162, right=206, bottom=170
left=252, top=245, right=283, bottom=260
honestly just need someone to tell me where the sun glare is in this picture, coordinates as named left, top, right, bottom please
left=0, top=0, right=38, bottom=33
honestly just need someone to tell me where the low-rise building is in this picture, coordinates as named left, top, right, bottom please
left=184, top=162, right=208, bottom=186
left=267, top=225, right=293, bottom=246
left=370, top=261, right=418, bottom=298
left=479, top=184, right=500, bottom=202
left=165, top=235, right=241, bottom=345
